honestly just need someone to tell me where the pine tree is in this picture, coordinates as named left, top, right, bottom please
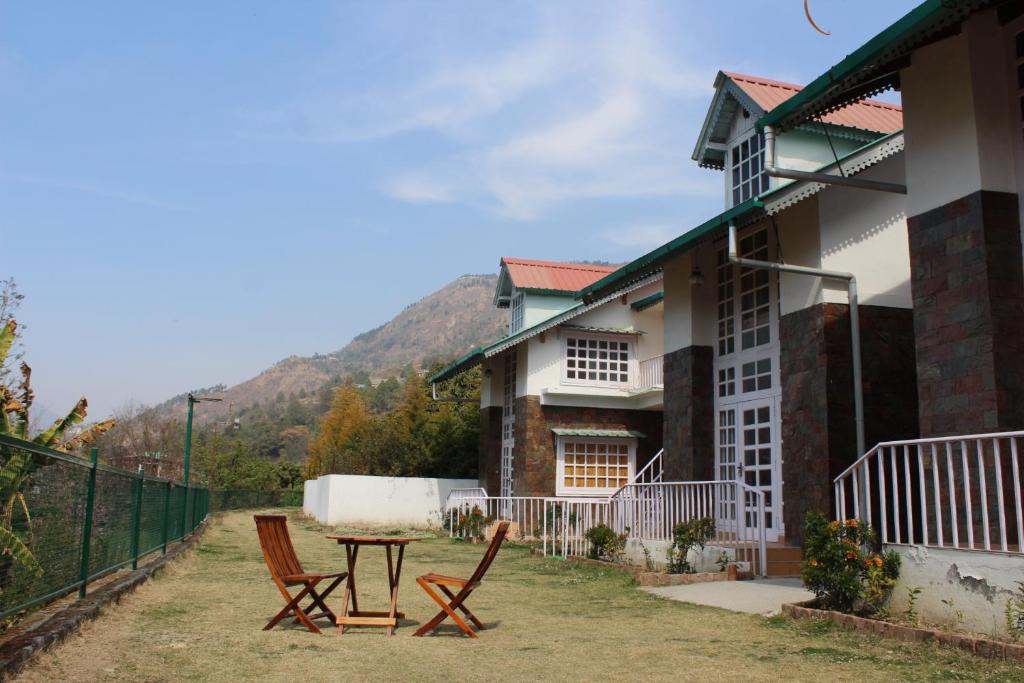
left=306, top=381, right=369, bottom=477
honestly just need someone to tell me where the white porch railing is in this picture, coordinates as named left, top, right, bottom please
left=834, top=431, right=1024, bottom=554
left=443, top=494, right=611, bottom=557
left=608, top=481, right=767, bottom=576
left=444, top=477, right=768, bottom=576
left=632, top=448, right=663, bottom=484
left=632, top=355, right=664, bottom=390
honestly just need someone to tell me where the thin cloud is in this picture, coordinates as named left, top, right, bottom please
left=603, top=224, right=679, bottom=249
left=0, top=173, right=185, bottom=209
left=241, top=2, right=719, bottom=219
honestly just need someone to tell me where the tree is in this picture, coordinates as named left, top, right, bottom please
left=0, top=279, right=24, bottom=389
left=306, top=381, right=370, bottom=477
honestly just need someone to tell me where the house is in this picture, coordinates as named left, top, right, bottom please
left=750, top=0, right=1024, bottom=637
left=581, top=0, right=1023, bottom=636
left=431, top=257, right=665, bottom=499
left=584, top=70, right=912, bottom=549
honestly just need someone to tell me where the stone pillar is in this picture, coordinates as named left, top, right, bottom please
left=908, top=190, right=1024, bottom=436
left=661, top=346, right=714, bottom=481
left=780, top=303, right=918, bottom=545
left=478, top=407, right=503, bottom=495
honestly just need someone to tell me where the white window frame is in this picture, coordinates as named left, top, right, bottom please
left=560, top=331, right=635, bottom=388
left=555, top=436, right=636, bottom=497
left=730, top=131, right=768, bottom=206
left=509, top=290, right=525, bottom=334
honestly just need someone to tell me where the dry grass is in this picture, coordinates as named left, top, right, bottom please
left=15, top=510, right=1024, bottom=682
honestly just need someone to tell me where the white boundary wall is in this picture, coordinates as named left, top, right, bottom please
left=302, top=474, right=478, bottom=528
left=884, top=545, right=1024, bottom=639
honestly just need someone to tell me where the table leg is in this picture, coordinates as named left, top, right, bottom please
left=386, top=544, right=405, bottom=636
left=337, top=544, right=359, bottom=634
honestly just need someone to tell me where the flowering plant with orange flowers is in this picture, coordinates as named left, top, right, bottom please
left=801, top=512, right=900, bottom=614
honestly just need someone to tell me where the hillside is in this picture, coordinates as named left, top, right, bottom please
left=153, top=274, right=505, bottom=423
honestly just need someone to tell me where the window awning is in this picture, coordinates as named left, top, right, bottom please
left=551, top=428, right=646, bottom=438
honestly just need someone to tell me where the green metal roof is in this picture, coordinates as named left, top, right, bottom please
left=551, top=428, right=646, bottom=438
left=630, top=291, right=664, bottom=312
left=578, top=198, right=764, bottom=303
left=757, top=0, right=990, bottom=132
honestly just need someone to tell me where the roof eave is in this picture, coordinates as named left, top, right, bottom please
left=578, top=198, right=765, bottom=303
left=757, top=0, right=987, bottom=132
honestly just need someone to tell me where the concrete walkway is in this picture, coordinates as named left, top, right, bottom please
left=641, top=578, right=813, bottom=616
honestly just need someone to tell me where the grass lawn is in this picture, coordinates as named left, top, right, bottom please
left=15, top=509, right=1024, bottom=682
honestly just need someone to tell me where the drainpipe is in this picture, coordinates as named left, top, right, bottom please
left=727, top=223, right=865, bottom=458
left=763, top=125, right=906, bottom=195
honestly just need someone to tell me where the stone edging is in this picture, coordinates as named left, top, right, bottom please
left=782, top=600, right=1024, bottom=662
left=530, top=548, right=737, bottom=586
left=0, top=520, right=209, bottom=681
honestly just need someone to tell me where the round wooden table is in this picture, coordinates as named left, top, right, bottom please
left=325, top=535, right=421, bottom=636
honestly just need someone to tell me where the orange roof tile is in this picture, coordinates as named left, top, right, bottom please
left=501, top=257, right=619, bottom=294
left=724, top=71, right=902, bottom=134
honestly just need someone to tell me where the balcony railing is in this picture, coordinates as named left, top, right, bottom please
left=834, top=431, right=1024, bottom=554
left=632, top=355, right=663, bottom=390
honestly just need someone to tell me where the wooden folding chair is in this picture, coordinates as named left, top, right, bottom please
left=254, top=515, right=348, bottom=634
left=413, top=521, right=510, bottom=638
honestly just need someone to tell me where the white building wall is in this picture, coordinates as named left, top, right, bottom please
left=302, top=474, right=479, bottom=528
left=901, top=12, right=1017, bottom=217
left=663, top=252, right=695, bottom=354
left=522, top=283, right=664, bottom=396
left=522, top=293, right=577, bottom=328
left=885, top=545, right=1024, bottom=640
left=817, top=154, right=912, bottom=309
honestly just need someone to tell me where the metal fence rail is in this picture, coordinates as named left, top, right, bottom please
left=0, top=434, right=210, bottom=622
left=835, top=431, right=1024, bottom=554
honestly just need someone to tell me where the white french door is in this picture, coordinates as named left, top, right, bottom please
left=713, top=226, right=783, bottom=541
left=500, top=350, right=517, bottom=507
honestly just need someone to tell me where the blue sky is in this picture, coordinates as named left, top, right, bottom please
left=1, top=1, right=912, bottom=421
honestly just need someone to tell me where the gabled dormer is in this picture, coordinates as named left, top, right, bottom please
left=494, top=258, right=618, bottom=335
left=693, top=71, right=903, bottom=209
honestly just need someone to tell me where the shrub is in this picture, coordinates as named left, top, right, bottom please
left=801, top=512, right=900, bottom=614
left=667, top=517, right=715, bottom=574
left=584, top=524, right=625, bottom=562
left=455, top=505, right=492, bottom=541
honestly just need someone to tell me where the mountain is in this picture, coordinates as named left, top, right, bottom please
left=152, top=274, right=505, bottom=423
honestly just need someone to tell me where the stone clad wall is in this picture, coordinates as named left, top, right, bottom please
left=780, top=302, right=918, bottom=545
left=908, top=190, right=1024, bottom=435
left=662, top=346, right=714, bottom=481
left=513, top=396, right=663, bottom=497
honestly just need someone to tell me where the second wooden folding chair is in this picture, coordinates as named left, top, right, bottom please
left=413, top=521, right=510, bottom=638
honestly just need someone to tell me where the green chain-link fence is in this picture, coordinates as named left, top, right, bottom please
left=0, top=434, right=209, bottom=622
left=209, top=489, right=302, bottom=511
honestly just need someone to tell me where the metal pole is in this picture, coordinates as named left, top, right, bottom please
left=78, top=448, right=99, bottom=598
left=161, top=480, right=171, bottom=554
left=181, top=395, right=195, bottom=534
left=130, top=465, right=145, bottom=570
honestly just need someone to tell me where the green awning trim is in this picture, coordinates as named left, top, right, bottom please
left=429, top=345, right=486, bottom=384
left=552, top=428, right=646, bottom=439
left=578, top=198, right=764, bottom=303
left=757, top=0, right=989, bottom=132
left=630, top=291, right=664, bottom=312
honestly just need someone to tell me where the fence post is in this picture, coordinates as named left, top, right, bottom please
left=130, top=465, right=145, bottom=570
left=78, top=447, right=99, bottom=599
left=161, top=481, right=172, bottom=554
